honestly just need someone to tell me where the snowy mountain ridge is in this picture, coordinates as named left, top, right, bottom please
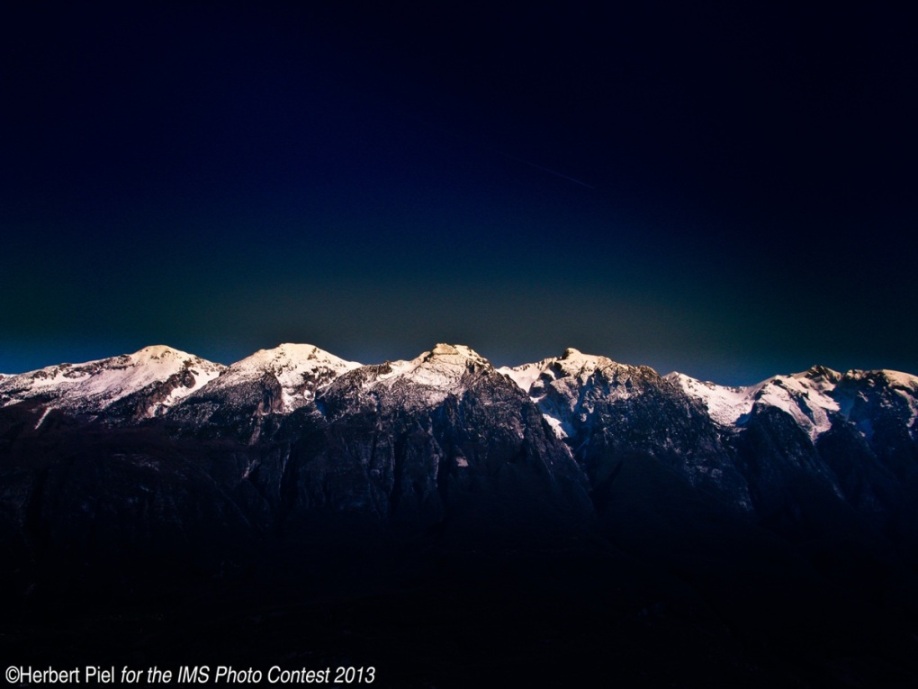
left=2, top=344, right=916, bottom=443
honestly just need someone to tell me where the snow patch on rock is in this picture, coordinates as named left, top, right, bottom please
left=665, top=373, right=750, bottom=427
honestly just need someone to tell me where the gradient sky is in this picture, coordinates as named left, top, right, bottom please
left=2, top=3, right=916, bottom=384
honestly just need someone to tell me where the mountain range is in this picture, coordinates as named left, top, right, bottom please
left=2, top=343, right=917, bottom=687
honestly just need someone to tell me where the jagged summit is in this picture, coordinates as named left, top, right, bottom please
left=499, top=347, right=649, bottom=395
left=417, top=343, right=491, bottom=370
left=801, top=364, right=843, bottom=384
left=364, top=344, right=491, bottom=379
left=426, top=342, right=487, bottom=361
left=314, top=343, right=503, bottom=416
left=332, top=343, right=496, bottom=409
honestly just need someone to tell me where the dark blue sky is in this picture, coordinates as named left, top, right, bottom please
left=2, top=3, right=916, bottom=383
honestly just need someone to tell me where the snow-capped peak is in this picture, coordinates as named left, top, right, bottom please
left=335, top=343, right=495, bottom=410
left=553, top=347, right=639, bottom=380
left=132, top=344, right=189, bottom=361
left=0, top=345, right=225, bottom=417
left=498, top=348, right=654, bottom=440
left=371, top=343, right=491, bottom=387
left=422, top=343, right=491, bottom=368
left=196, top=343, right=362, bottom=412
left=226, top=343, right=360, bottom=377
